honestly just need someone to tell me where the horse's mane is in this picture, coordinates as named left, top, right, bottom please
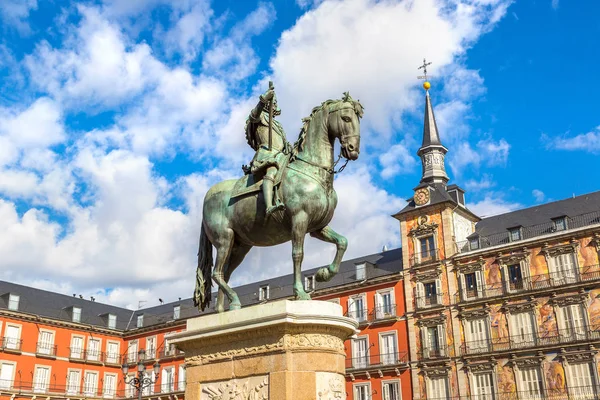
left=291, top=92, right=364, bottom=159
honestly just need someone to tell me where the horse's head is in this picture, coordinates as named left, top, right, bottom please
left=326, top=92, right=364, bottom=160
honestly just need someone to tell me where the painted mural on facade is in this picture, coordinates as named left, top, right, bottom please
left=588, top=288, right=600, bottom=330
left=489, top=304, right=509, bottom=340
left=544, top=358, right=567, bottom=396
left=497, top=364, right=517, bottom=400
left=537, top=297, right=558, bottom=338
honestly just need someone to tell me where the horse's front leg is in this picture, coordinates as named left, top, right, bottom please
left=310, top=225, right=348, bottom=282
left=291, top=212, right=311, bottom=300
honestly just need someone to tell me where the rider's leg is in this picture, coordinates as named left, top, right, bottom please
left=263, top=166, right=283, bottom=215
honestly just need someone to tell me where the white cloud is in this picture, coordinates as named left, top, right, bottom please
left=468, top=195, right=522, bottom=217
left=162, top=0, right=213, bottom=61
left=0, top=0, right=37, bottom=34
left=449, top=141, right=481, bottom=174
left=478, top=138, right=510, bottom=166
left=379, top=142, right=418, bottom=178
left=543, top=126, right=600, bottom=154
left=551, top=0, right=559, bottom=10
left=465, top=174, right=495, bottom=191
left=532, top=189, right=545, bottom=202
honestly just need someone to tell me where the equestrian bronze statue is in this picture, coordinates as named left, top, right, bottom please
left=194, top=84, right=364, bottom=313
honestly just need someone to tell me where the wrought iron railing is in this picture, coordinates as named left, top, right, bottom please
left=159, top=346, right=184, bottom=358
left=345, top=308, right=369, bottom=323
left=455, top=209, right=600, bottom=253
left=0, top=336, right=23, bottom=351
left=410, top=248, right=442, bottom=267
left=85, top=348, right=103, bottom=362
left=36, top=342, right=57, bottom=357
left=345, top=351, right=408, bottom=370
left=456, top=264, right=600, bottom=303
left=370, top=304, right=398, bottom=321
left=68, top=347, right=85, bottom=360
left=104, top=351, right=121, bottom=365
left=419, top=385, right=599, bottom=400
left=461, top=326, right=600, bottom=356
left=416, top=293, right=445, bottom=309
left=420, top=344, right=449, bottom=359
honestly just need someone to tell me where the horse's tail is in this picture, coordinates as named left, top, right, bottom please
left=194, top=224, right=213, bottom=311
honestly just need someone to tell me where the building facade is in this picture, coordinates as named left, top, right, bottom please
left=394, top=81, right=600, bottom=400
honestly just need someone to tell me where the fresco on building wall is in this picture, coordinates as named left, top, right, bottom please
left=405, top=213, right=444, bottom=258
left=418, top=375, right=427, bottom=399
left=529, top=248, right=549, bottom=278
left=579, top=237, right=598, bottom=266
left=588, top=289, right=600, bottom=330
left=544, top=359, right=566, bottom=395
left=484, top=258, right=503, bottom=292
left=537, top=298, right=557, bottom=338
left=497, top=365, right=517, bottom=399
left=489, top=304, right=509, bottom=340
left=445, top=314, right=454, bottom=357
left=449, top=368, right=458, bottom=397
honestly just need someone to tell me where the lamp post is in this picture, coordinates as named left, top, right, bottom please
left=122, top=349, right=160, bottom=400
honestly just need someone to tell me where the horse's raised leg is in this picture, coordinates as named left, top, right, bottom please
left=211, top=228, right=242, bottom=311
left=311, top=225, right=348, bottom=282
left=291, top=212, right=311, bottom=300
left=216, top=243, right=252, bottom=313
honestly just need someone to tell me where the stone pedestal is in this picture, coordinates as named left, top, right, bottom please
left=168, top=300, right=358, bottom=400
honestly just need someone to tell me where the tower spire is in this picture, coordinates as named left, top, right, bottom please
left=416, top=59, right=449, bottom=184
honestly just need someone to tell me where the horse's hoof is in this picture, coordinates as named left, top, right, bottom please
left=229, top=303, right=241, bottom=310
left=295, top=293, right=312, bottom=301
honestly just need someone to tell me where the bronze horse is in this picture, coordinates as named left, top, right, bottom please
left=194, top=93, right=364, bottom=312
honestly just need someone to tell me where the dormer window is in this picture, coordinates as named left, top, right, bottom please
left=107, top=314, right=116, bottom=329
left=553, top=217, right=567, bottom=232
left=173, top=305, right=181, bottom=320
left=304, top=275, right=315, bottom=292
left=137, top=314, right=144, bottom=328
left=509, top=227, right=522, bottom=242
left=8, top=294, right=20, bottom=311
left=72, top=307, right=82, bottom=323
left=259, top=285, right=270, bottom=301
left=355, top=263, right=366, bottom=280
left=469, top=237, right=480, bottom=250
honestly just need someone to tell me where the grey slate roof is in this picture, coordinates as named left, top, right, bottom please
left=394, top=183, right=477, bottom=219
left=0, top=248, right=404, bottom=332
left=420, top=91, right=443, bottom=148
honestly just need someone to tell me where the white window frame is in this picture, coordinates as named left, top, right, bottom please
left=103, top=373, right=118, bottom=398
left=107, top=314, right=117, bottom=329
left=178, top=364, right=186, bottom=391
left=502, top=259, right=531, bottom=293
left=515, top=366, right=544, bottom=400
left=304, top=275, right=315, bottom=292
left=0, top=360, right=17, bottom=390
left=356, top=263, right=367, bottom=280
left=72, top=306, right=82, bottom=323
left=70, top=334, right=85, bottom=359
left=417, top=235, right=436, bottom=262
left=83, top=370, right=99, bottom=397
left=464, top=317, right=490, bottom=354
left=173, top=305, right=181, bottom=320
left=125, top=374, right=136, bottom=397
left=8, top=294, right=20, bottom=311
left=347, top=293, right=367, bottom=322
left=66, top=368, right=81, bottom=395
left=382, top=379, right=401, bottom=400
left=459, top=269, right=485, bottom=300
left=549, top=252, right=578, bottom=285
left=421, top=323, right=446, bottom=358
left=128, top=340, right=139, bottom=363
left=87, top=337, right=102, bottom=362
left=146, top=336, right=157, bottom=359
left=552, top=217, right=568, bottom=232
left=141, top=370, right=155, bottom=395
left=106, top=340, right=120, bottom=364
left=379, top=331, right=398, bottom=365
left=557, top=303, right=587, bottom=341
left=351, top=335, right=369, bottom=368
left=375, top=288, right=395, bottom=319
left=353, top=382, right=371, bottom=400
left=416, top=279, right=442, bottom=308
left=427, top=375, right=449, bottom=400
left=161, top=366, right=175, bottom=393
left=509, top=227, right=522, bottom=242
left=37, top=328, right=55, bottom=356
left=33, top=364, right=51, bottom=393
left=566, top=362, right=596, bottom=399
left=137, top=314, right=144, bottom=328
left=509, top=311, right=537, bottom=348
left=470, top=371, right=496, bottom=400
left=259, top=285, right=270, bottom=301
left=3, top=323, right=22, bottom=350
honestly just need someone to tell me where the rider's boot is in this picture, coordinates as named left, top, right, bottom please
left=264, top=175, right=285, bottom=216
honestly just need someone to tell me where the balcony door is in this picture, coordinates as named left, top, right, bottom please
left=466, top=318, right=489, bottom=353
left=559, top=304, right=586, bottom=341
left=4, top=325, right=20, bottom=350
left=376, top=291, right=394, bottom=319
left=380, top=332, right=397, bottom=365
left=352, top=337, right=368, bottom=368
left=38, top=331, right=54, bottom=355
left=473, top=373, right=495, bottom=400
left=552, top=253, right=577, bottom=285
left=567, top=363, right=596, bottom=399
left=0, top=363, right=14, bottom=390
left=71, top=336, right=83, bottom=359
left=510, top=312, right=535, bottom=348
left=519, top=367, right=543, bottom=400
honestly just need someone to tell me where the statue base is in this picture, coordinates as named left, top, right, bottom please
left=168, top=300, right=358, bottom=400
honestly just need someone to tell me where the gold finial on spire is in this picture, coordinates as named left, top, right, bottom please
left=417, top=58, right=432, bottom=91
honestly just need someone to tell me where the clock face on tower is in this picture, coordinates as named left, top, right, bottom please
left=414, top=188, right=430, bottom=206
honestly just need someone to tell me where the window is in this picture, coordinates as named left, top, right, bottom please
left=356, top=263, right=366, bottom=280
left=84, top=371, right=99, bottom=396
left=37, top=330, right=55, bottom=355
left=354, top=383, right=370, bottom=400
left=567, top=363, right=595, bottom=398
left=87, top=338, right=101, bottom=361
left=509, top=227, right=522, bottom=242
left=465, top=273, right=478, bottom=298
left=3, top=325, right=21, bottom=350
left=125, top=374, right=135, bottom=398
left=465, top=318, right=489, bottom=354
left=419, top=236, right=436, bottom=260
left=382, top=381, right=400, bottom=400
left=259, top=285, right=269, bottom=301
left=72, top=307, right=82, bottom=323
left=472, top=373, right=495, bottom=400
left=103, top=374, right=117, bottom=398
left=558, top=304, right=586, bottom=341
left=348, top=296, right=366, bottom=322
left=304, top=275, right=315, bottom=291
left=7, top=294, right=19, bottom=311
left=375, top=290, right=395, bottom=318
left=0, top=362, right=15, bottom=390
left=469, top=238, right=480, bottom=250
left=142, top=371, right=154, bottom=395
left=518, top=367, right=542, bottom=399
left=107, top=314, right=116, bottom=329
left=427, top=376, right=449, bottom=400
left=161, top=367, right=175, bottom=393
left=551, top=253, right=577, bottom=284
left=106, top=342, right=119, bottom=364
left=66, top=370, right=81, bottom=395
left=178, top=365, right=186, bottom=391
left=380, top=332, right=398, bottom=365
left=70, top=336, right=84, bottom=359
left=508, top=264, right=524, bottom=290
left=352, top=337, right=369, bottom=368
left=422, top=324, right=446, bottom=358
left=553, top=217, right=567, bottom=232
left=137, top=314, right=144, bottom=328
left=128, top=340, right=138, bottom=362
left=417, top=280, right=442, bottom=307
left=173, top=305, right=181, bottom=319
left=510, top=312, right=536, bottom=348
left=33, top=366, right=50, bottom=393
left=146, top=337, right=156, bottom=359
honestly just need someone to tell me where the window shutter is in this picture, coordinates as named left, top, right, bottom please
left=437, top=324, right=446, bottom=356
left=375, top=293, right=382, bottom=319
left=475, top=270, right=484, bottom=297
left=571, top=304, right=585, bottom=335
left=459, top=273, right=466, bottom=300
left=347, top=298, right=353, bottom=318
left=435, top=279, right=443, bottom=304
left=416, top=283, right=425, bottom=308
left=421, top=328, right=429, bottom=358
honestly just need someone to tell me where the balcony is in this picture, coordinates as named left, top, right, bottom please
left=35, top=342, right=57, bottom=358
left=104, top=352, right=121, bottom=365
left=409, top=248, right=442, bottom=268
left=85, top=349, right=104, bottom=363
left=370, top=304, right=398, bottom=323
left=456, top=209, right=600, bottom=253
left=415, top=293, right=445, bottom=310
left=68, top=347, right=85, bottom=361
left=0, top=337, right=22, bottom=353
left=345, top=351, right=408, bottom=370
left=159, top=346, right=184, bottom=359
left=345, top=308, right=369, bottom=325
left=420, top=344, right=448, bottom=359
left=461, top=327, right=600, bottom=356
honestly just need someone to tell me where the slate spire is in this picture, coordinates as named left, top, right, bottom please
left=417, top=82, right=449, bottom=184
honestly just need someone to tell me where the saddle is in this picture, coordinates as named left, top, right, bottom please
left=231, top=153, right=290, bottom=200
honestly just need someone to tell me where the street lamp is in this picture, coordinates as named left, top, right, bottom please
left=122, top=349, right=160, bottom=400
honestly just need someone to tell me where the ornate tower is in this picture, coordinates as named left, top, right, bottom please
left=417, top=86, right=449, bottom=185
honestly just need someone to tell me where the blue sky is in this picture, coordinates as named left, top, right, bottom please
left=0, top=0, right=598, bottom=308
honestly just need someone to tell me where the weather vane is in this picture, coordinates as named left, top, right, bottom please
left=417, top=58, right=432, bottom=90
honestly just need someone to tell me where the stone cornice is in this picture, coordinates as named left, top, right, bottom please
left=409, top=221, right=438, bottom=238
left=456, top=260, right=485, bottom=274
left=417, top=314, right=446, bottom=327
left=549, top=292, right=588, bottom=307
left=557, top=349, right=597, bottom=364
left=458, top=307, right=490, bottom=320
left=507, top=352, right=545, bottom=368
left=414, top=267, right=442, bottom=283
left=421, top=363, right=451, bottom=377
left=541, top=239, right=579, bottom=257
left=465, top=358, right=497, bottom=373
left=501, top=299, right=536, bottom=314
left=496, top=250, right=529, bottom=266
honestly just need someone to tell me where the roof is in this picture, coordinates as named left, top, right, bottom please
left=393, top=183, right=478, bottom=219
left=471, top=190, right=600, bottom=238
left=0, top=248, right=403, bottom=332
left=420, top=91, right=443, bottom=148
